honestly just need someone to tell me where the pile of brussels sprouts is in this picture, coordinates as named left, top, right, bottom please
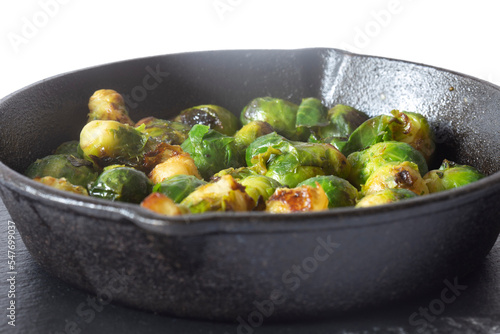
left=25, top=89, right=485, bottom=216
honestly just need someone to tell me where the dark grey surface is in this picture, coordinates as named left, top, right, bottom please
left=1, top=197, right=500, bottom=334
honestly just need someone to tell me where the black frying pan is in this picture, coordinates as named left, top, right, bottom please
left=0, top=48, right=499, bottom=321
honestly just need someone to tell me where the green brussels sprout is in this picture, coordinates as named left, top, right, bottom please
left=355, top=188, right=417, bottom=208
left=318, top=104, right=369, bottom=140
left=153, top=174, right=207, bottom=203
left=135, top=117, right=191, bottom=146
left=298, top=175, right=358, bottom=208
left=79, top=120, right=148, bottom=168
left=54, top=140, right=83, bottom=157
left=180, top=175, right=254, bottom=214
left=87, top=89, right=134, bottom=125
left=239, top=174, right=283, bottom=206
left=233, top=121, right=274, bottom=152
left=25, top=154, right=98, bottom=188
left=88, top=166, right=152, bottom=203
left=34, top=176, right=89, bottom=196
left=347, top=141, right=428, bottom=189
left=324, top=137, right=349, bottom=152
left=295, top=98, right=328, bottom=128
left=181, top=124, right=244, bottom=180
left=211, top=167, right=258, bottom=181
left=246, top=132, right=350, bottom=187
left=424, top=159, right=485, bottom=193
left=361, top=161, right=429, bottom=196
left=342, top=110, right=435, bottom=162
left=174, top=104, right=240, bottom=136
left=240, top=97, right=307, bottom=141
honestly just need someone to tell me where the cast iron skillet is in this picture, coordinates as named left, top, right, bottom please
left=0, top=48, right=499, bottom=322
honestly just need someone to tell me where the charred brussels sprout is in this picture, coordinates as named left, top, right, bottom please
left=141, top=192, right=187, bottom=216
left=355, top=188, right=417, bottom=208
left=148, top=144, right=202, bottom=184
left=80, top=120, right=148, bottom=168
left=88, top=167, right=152, bottom=203
left=181, top=124, right=244, bottom=180
left=180, top=175, right=254, bottom=214
left=362, top=161, right=429, bottom=196
left=153, top=174, right=207, bottom=203
left=241, top=97, right=307, bottom=141
left=298, top=175, right=358, bottom=208
left=87, top=89, right=134, bottom=125
left=34, top=176, right=89, bottom=196
left=25, top=154, right=98, bottom=188
left=174, top=105, right=240, bottom=136
left=266, top=184, right=329, bottom=213
left=135, top=117, right=191, bottom=146
left=424, top=159, right=485, bottom=193
left=233, top=121, right=274, bottom=152
left=347, top=141, right=428, bottom=189
left=246, top=132, right=350, bottom=187
left=342, top=110, right=435, bottom=162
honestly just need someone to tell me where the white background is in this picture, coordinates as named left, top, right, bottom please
left=1, top=0, right=500, bottom=100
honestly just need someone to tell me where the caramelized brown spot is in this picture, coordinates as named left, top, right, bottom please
left=268, top=188, right=312, bottom=212
left=395, top=170, right=413, bottom=186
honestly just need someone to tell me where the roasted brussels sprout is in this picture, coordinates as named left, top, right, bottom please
left=298, top=175, right=358, bottom=208
left=342, top=110, right=435, bottom=162
left=153, top=174, right=207, bottom=203
left=54, top=140, right=83, bottom=157
left=241, top=97, right=307, bottom=141
left=148, top=144, right=201, bottom=184
left=361, top=161, right=429, bottom=196
left=88, top=166, right=152, bottom=203
left=34, top=176, right=89, bottom=196
left=355, top=188, right=417, bottom=208
left=295, top=98, right=328, bottom=128
left=140, top=192, right=187, bottom=216
left=347, top=141, right=428, bottom=189
left=135, top=117, right=191, bottom=146
left=87, top=89, right=134, bottom=125
left=174, top=104, right=240, bottom=136
left=211, top=167, right=258, bottom=181
left=265, top=184, right=329, bottom=213
left=233, top=121, right=274, bottom=152
left=180, top=175, right=254, bottom=214
left=238, top=174, right=283, bottom=207
left=79, top=120, right=148, bottom=168
left=318, top=104, right=369, bottom=140
left=424, top=159, right=485, bottom=193
left=246, top=132, right=350, bottom=187
left=181, top=124, right=244, bottom=180
left=25, top=154, right=98, bottom=188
